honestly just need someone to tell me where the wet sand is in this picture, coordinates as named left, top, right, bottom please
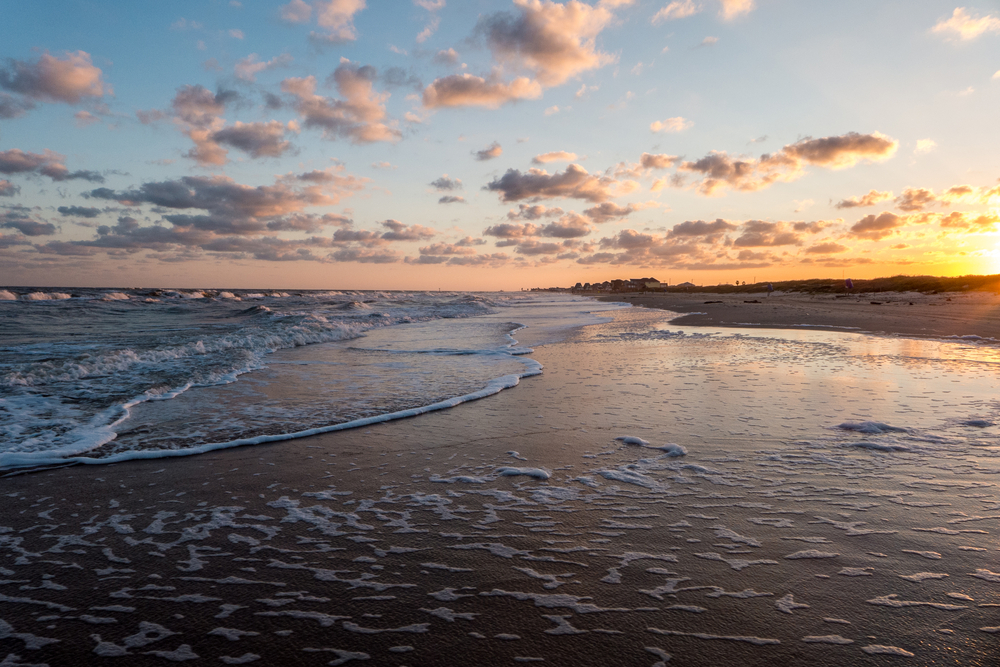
left=599, top=290, right=1000, bottom=340
left=1, top=306, right=998, bottom=666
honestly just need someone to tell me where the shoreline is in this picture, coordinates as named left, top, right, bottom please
left=597, top=290, right=1000, bottom=340
left=1, top=304, right=998, bottom=665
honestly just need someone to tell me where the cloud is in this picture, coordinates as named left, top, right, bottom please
left=484, top=222, right=541, bottom=239
left=380, top=219, right=436, bottom=241
left=540, top=213, right=591, bottom=237
left=418, top=242, right=478, bottom=257
left=39, top=173, right=371, bottom=262
left=583, top=202, right=645, bottom=223
left=650, top=116, right=692, bottom=133
left=234, top=53, right=293, bottom=82
left=914, top=138, right=936, bottom=154
left=719, top=0, right=754, bottom=20
left=731, top=220, right=802, bottom=247
left=512, top=239, right=575, bottom=255
left=280, top=0, right=312, bottom=22
left=229, top=29, right=245, bottom=39
left=678, top=131, right=898, bottom=195
left=938, top=210, right=1000, bottom=231
left=421, top=0, right=627, bottom=110
left=0, top=148, right=104, bottom=182
left=652, top=0, right=701, bottom=23
left=2, top=220, right=57, bottom=236
left=532, top=151, right=577, bottom=164
left=782, top=132, right=898, bottom=167
left=74, top=110, right=99, bottom=127
left=136, top=108, right=168, bottom=124
left=57, top=205, right=101, bottom=218
left=329, top=247, right=402, bottom=263
left=0, top=180, right=20, bottom=197
left=434, top=48, right=460, bottom=65
left=0, top=51, right=108, bottom=104
left=280, top=0, right=367, bottom=43
left=211, top=120, right=294, bottom=158
left=414, top=0, right=446, bottom=10
left=473, top=141, right=504, bottom=161
left=86, top=169, right=364, bottom=234
left=1, top=207, right=57, bottom=236
left=0, top=93, right=35, bottom=118
left=485, top=163, right=620, bottom=203
left=422, top=73, right=542, bottom=108
left=168, top=85, right=240, bottom=165
left=171, top=84, right=235, bottom=126
left=666, top=218, right=736, bottom=238
left=895, top=187, right=937, bottom=212
left=885, top=183, right=985, bottom=212
left=641, top=152, right=679, bottom=170
left=332, top=228, right=383, bottom=245
left=381, top=67, right=422, bottom=90
left=805, top=241, right=849, bottom=254
left=697, top=36, right=718, bottom=47
left=835, top=189, right=893, bottom=209
left=506, top=203, right=563, bottom=220
left=848, top=211, right=904, bottom=240
left=931, top=7, right=1000, bottom=41
left=476, top=0, right=622, bottom=87
left=439, top=195, right=466, bottom=204
left=417, top=16, right=440, bottom=43
left=430, top=175, right=462, bottom=190
left=282, top=62, right=400, bottom=144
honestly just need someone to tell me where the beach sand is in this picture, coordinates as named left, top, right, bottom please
left=1, top=302, right=998, bottom=666
left=600, top=289, right=1000, bottom=340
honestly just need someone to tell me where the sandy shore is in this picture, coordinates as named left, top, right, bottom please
left=598, top=290, right=1000, bottom=340
left=1, top=306, right=998, bottom=666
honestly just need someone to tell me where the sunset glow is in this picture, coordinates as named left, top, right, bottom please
left=2, top=1, right=999, bottom=289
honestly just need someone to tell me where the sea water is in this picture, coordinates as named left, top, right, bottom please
left=0, top=288, right=623, bottom=468
left=1, top=294, right=998, bottom=664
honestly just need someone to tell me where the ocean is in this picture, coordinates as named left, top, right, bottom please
left=0, top=288, right=621, bottom=469
left=1, top=289, right=999, bottom=664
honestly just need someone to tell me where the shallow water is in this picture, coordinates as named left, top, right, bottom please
left=0, top=290, right=622, bottom=467
left=0, top=300, right=997, bottom=665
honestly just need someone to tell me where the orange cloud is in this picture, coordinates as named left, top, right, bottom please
left=938, top=211, right=1000, bottom=231
left=473, top=141, right=504, bottom=160
left=650, top=117, right=692, bottom=133
left=234, top=53, right=293, bottom=82
left=678, top=132, right=898, bottom=195
left=719, top=0, right=754, bottom=20
left=478, top=0, right=621, bottom=87
left=805, top=241, right=849, bottom=254
left=532, top=151, right=578, bottom=164
left=280, top=0, right=367, bottom=43
left=848, top=211, right=905, bottom=240
left=932, top=7, right=1000, bottom=41
left=422, top=73, right=542, bottom=109
left=485, top=164, right=620, bottom=203
left=212, top=121, right=294, bottom=159
left=282, top=62, right=400, bottom=144
left=652, top=1, right=701, bottom=23
left=835, top=189, right=893, bottom=209
left=0, top=51, right=108, bottom=104
left=0, top=148, right=103, bottom=182
left=422, top=0, right=628, bottom=110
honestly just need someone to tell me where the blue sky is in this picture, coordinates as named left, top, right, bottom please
left=1, top=0, right=998, bottom=289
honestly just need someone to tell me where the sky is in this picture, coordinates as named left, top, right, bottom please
left=1, top=0, right=999, bottom=290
